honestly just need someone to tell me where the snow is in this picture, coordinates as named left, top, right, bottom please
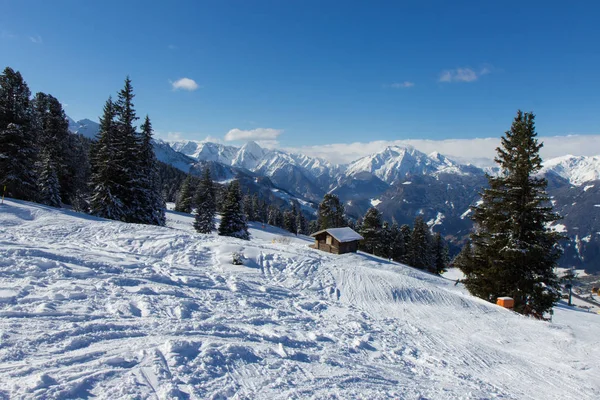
left=370, top=198, right=381, bottom=207
left=542, top=154, right=600, bottom=186
left=426, top=212, right=445, bottom=229
left=584, top=184, right=595, bottom=192
left=1, top=198, right=600, bottom=399
left=312, top=227, right=363, bottom=243
left=551, top=223, right=568, bottom=233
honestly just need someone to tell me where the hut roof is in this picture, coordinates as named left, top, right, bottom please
left=310, top=227, right=363, bottom=243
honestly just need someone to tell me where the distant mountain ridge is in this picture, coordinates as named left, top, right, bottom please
left=65, top=118, right=600, bottom=273
left=159, top=139, right=600, bottom=273
left=67, top=117, right=100, bottom=139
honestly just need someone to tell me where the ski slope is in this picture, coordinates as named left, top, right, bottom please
left=0, top=199, right=599, bottom=399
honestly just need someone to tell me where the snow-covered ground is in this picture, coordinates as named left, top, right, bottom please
left=1, top=199, right=599, bottom=399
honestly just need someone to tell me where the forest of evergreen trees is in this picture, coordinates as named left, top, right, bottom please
left=0, top=67, right=91, bottom=208
left=0, top=67, right=165, bottom=225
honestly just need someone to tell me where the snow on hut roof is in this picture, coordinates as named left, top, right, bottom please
left=311, top=227, right=364, bottom=243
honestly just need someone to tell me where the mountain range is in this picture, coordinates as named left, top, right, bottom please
left=66, top=117, right=600, bottom=274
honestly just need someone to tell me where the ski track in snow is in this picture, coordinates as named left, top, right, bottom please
left=0, top=199, right=599, bottom=399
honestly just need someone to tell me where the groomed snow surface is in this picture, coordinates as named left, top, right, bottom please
left=0, top=200, right=599, bottom=399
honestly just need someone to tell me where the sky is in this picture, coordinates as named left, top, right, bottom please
left=1, top=0, right=599, bottom=164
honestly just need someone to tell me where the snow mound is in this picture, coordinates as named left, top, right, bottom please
left=0, top=199, right=599, bottom=399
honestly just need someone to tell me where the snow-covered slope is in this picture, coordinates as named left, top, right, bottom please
left=1, top=199, right=599, bottom=399
left=542, top=154, right=600, bottom=186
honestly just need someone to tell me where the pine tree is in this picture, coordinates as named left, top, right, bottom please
left=432, top=233, right=449, bottom=275
left=243, top=191, right=254, bottom=221
left=90, top=97, right=126, bottom=220
left=251, top=194, right=262, bottom=222
left=0, top=67, right=37, bottom=201
left=283, top=209, right=296, bottom=234
left=113, top=77, right=140, bottom=221
left=455, top=111, right=562, bottom=318
left=175, top=174, right=194, bottom=213
left=408, top=216, right=432, bottom=271
left=296, top=211, right=307, bottom=235
left=137, top=116, right=165, bottom=225
left=308, top=220, right=319, bottom=234
left=38, top=151, right=61, bottom=207
left=218, top=180, right=249, bottom=240
left=32, top=92, right=70, bottom=202
left=400, top=224, right=412, bottom=264
left=359, top=207, right=383, bottom=254
left=317, top=193, right=346, bottom=230
left=64, top=132, right=91, bottom=209
left=193, top=167, right=216, bottom=233
left=389, top=220, right=406, bottom=262
left=380, top=221, right=393, bottom=259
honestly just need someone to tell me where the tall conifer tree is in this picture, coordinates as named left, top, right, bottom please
left=317, top=193, right=346, bottom=230
left=218, top=180, right=249, bottom=240
left=359, top=207, right=383, bottom=254
left=193, top=167, right=216, bottom=233
left=37, top=150, right=61, bottom=207
left=432, top=233, right=449, bottom=275
left=90, top=97, right=125, bottom=220
left=113, top=77, right=140, bottom=220
left=175, top=174, right=194, bottom=213
left=455, top=111, right=562, bottom=318
left=0, top=67, right=37, bottom=201
left=408, top=216, right=432, bottom=271
left=137, top=116, right=165, bottom=225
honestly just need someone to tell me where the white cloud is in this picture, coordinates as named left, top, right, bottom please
left=284, top=135, right=600, bottom=166
left=29, top=35, right=42, bottom=44
left=224, top=128, right=283, bottom=142
left=388, top=81, right=415, bottom=89
left=168, top=44, right=177, bottom=50
left=439, top=66, right=491, bottom=83
left=171, top=78, right=200, bottom=91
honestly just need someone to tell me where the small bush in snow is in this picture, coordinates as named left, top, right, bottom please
left=272, top=236, right=291, bottom=245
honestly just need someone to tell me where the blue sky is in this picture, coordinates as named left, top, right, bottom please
left=1, top=0, right=599, bottom=157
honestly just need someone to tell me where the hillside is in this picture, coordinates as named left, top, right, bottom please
left=0, top=200, right=599, bottom=399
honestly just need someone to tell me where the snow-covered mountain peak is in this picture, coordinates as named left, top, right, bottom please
left=542, top=154, right=600, bottom=186
left=232, top=141, right=267, bottom=170
left=67, top=116, right=100, bottom=139
left=345, top=144, right=477, bottom=184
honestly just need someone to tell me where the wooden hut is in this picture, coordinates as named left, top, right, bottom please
left=310, top=227, right=363, bottom=255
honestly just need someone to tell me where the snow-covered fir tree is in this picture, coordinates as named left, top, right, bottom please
left=193, top=167, right=216, bottom=234
left=296, top=210, right=308, bottom=235
left=317, top=193, right=346, bottom=230
left=113, top=77, right=141, bottom=222
left=455, top=111, right=562, bottom=318
left=399, top=224, right=412, bottom=264
left=37, top=150, right=61, bottom=207
left=218, top=180, right=249, bottom=240
left=136, top=115, right=165, bottom=225
left=90, top=97, right=126, bottom=221
left=432, top=232, right=449, bottom=275
left=408, top=216, right=432, bottom=271
left=283, top=209, right=296, bottom=234
left=389, top=220, right=406, bottom=263
left=0, top=67, right=38, bottom=201
left=243, top=191, right=255, bottom=221
left=175, top=174, right=194, bottom=213
left=359, top=207, right=383, bottom=254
